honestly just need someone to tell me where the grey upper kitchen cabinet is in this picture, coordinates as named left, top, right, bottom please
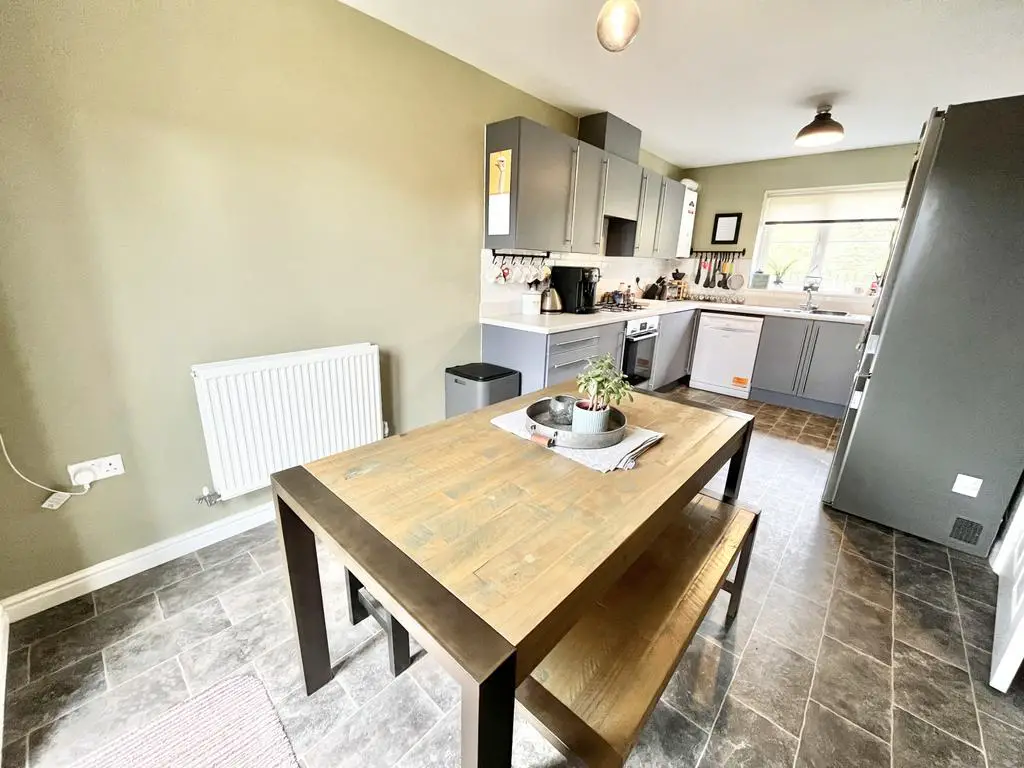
left=603, top=154, right=643, bottom=220
left=570, top=141, right=606, bottom=255
left=751, top=316, right=814, bottom=394
left=654, top=179, right=686, bottom=259
left=799, top=322, right=862, bottom=405
left=634, top=169, right=664, bottom=257
left=484, top=117, right=575, bottom=253
left=649, top=310, right=696, bottom=390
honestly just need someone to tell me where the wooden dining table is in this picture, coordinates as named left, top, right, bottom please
left=271, top=386, right=753, bottom=767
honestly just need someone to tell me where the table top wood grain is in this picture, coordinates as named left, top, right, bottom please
left=303, top=386, right=750, bottom=678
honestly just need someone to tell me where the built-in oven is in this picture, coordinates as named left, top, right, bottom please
left=622, top=316, right=660, bottom=389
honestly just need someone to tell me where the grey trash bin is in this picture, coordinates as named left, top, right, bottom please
left=444, top=363, right=521, bottom=418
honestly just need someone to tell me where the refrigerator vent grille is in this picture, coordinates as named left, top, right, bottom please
left=950, top=517, right=983, bottom=545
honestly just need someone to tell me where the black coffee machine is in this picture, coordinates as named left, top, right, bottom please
left=549, top=266, right=601, bottom=314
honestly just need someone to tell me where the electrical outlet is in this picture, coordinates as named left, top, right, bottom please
left=67, top=454, right=125, bottom=486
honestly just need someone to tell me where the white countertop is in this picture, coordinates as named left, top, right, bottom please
left=480, top=299, right=871, bottom=334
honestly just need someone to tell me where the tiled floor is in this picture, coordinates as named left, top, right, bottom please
left=3, top=385, right=1023, bottom=767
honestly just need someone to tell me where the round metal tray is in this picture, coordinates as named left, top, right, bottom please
left=525, top=398, right=627, bottom=449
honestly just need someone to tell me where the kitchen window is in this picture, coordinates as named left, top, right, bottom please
left=753, top=183, right=904, bottom=294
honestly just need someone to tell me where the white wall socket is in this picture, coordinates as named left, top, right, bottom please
left=67, top=454, right=125, bottom=486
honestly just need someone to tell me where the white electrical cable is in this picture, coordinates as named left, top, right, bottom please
left=0, top=430, right=90, bottom=496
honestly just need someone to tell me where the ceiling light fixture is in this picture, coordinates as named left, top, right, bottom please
left=795, top=105, right=845, bottom=147
left=596, top=0, right=641, bottom=53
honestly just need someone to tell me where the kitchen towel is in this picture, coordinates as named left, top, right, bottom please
left=490, top=407, right=663, bottom=472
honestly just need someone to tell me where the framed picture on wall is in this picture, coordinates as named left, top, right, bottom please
left=711, top=213, right=742, bottom=245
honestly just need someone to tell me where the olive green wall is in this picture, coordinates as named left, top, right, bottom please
left=684, top=144, right=918, bottom=259
left=0, top=0, right=681, bottom=598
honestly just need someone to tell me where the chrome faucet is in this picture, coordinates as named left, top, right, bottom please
left=801, top=276, right=822, bottom=311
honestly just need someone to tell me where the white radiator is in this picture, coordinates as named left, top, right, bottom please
left=191, top=343, right=384, bottom=501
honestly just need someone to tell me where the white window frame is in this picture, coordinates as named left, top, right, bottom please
left=751, top=182, right=904, bottom=295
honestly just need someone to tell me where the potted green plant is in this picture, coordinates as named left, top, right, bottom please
left=766, top=258, right=797, bottom=286
left=573, top=354, right=633, bottom=434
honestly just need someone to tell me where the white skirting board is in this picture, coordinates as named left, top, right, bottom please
left=0, top=503, right=275, bottom=624
left=0, top=603, right=9, bottom=744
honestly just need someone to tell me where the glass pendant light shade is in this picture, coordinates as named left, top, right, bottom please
left=795, top=105, right=845, bottom=147
left=596, top=0, right=641, bottom=53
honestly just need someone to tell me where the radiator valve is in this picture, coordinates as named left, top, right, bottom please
left=195, top=486, right=221, bottom=506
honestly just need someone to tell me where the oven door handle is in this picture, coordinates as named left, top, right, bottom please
left=626, top=332, right=659, bottom=341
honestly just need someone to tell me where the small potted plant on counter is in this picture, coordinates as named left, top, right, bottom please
left=767, top=258, right=797, bottom=286
left=573, top=354, right=633, bottom=434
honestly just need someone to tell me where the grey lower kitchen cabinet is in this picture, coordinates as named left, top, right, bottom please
left=482, top=322, right=626, bottom=395
left=799, top=322, right=863, bottom=405
left=751, top=317, right=814, bottom=395
left=649, top=310, right=696, bottom=390
left=751, top=316, right=865, bottom=417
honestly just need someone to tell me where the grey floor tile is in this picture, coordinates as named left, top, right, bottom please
left=774, top=547, right=836, bottom=606
left=825, top=588, right=893, bottom=664
left=894, top=592, right=966, bottom=670
left=950, top=558, right=998, bottom=607
left=835, top=551, right=893, bottom=609
left=624, top=700, right=708, bottom=768
left=965, top=643, right=1024, bottom=731
left=333, top=634, right=400, bottom=706
left=195, top=522, right=277, bottom=568
left=786, top=511, right=845, bottom=565
left=726, top=552, right=776, bottom=603
left=795, top=700, right=890, bottom=768
left=5, top=648, right=28, bottom=694
left=957, top=596, right=995, bottom=651
left=896, top=555, right=957, bottom=612
left=750, top=515, right=794, bottom=563
left=696, top=590, right=763, bottom=654
left=811, top=636, right=891, bottom=742
left=980, top=712, right=1024, bottom=768
left=275, top=679, right=357, bottom=755
left=408, top=654, right=460, bottom=713
left=156, top=552, right=260, bottom=617
left=727, top=634, right=814, bottom=736
left=699, top=695, right=798, bottom=768
left=179, top=600, right=292, bottom=694
left=892, top=707, right=985, bottom=768
left=92, top=554, right=202, bottom=615
left=219, top=568, right=289, bottom=624
left=842, top=520, right=894, bottom=567
left=662, top=633, right=739, bottom=730
left=102, top=598, right=230, bottom=686
left=26, top=658, right=189, bottom=768
left=304, top=675, right=442, bottom=768
left=894, top=533, right=950, bottom=572
left=251, top=538, right=285, bottom=572
left=754, top=583, right=826, bottom=660
left=1, top=741, right=26, bottom=768
left=893, top=641, right=980, bottom=747
left=2, top=653, right=108, bottom=745
left=8, top=596, right=95, bottom=651
left=28, top=594, right=162, bottom=680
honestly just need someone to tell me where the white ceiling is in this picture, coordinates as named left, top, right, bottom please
left=339, top=0, right=1024, bottom=168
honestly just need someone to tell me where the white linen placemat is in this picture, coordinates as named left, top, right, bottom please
left=491, top=406, right=663, bottom=473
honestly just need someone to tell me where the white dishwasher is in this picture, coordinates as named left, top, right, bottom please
left=689, top=313, right=764, bottom=399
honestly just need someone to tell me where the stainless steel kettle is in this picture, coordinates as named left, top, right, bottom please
left=540, top=286, right=563, bottom=314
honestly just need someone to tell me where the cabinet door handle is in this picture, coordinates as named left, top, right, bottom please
left=565, top=146, right=580, bottom=244
left=553, top=356, right=593, bottom=369
left=553, top=335, right=599, bottom=347
left=595, top=158, right=610, bottom=245
left=791, top=325, right=811, bottom=393
left=653, top=179, right=668, bottom=253
left=635, top=172, right=648, bottom=253
left=799, top=326, right=821, bottom=394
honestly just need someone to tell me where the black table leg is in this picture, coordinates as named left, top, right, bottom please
left=276, top=493, right=332, bottom=696
left=345, top=568, right=370, bottom=625
left=726, top=512, right=760, bottom=623
left=723, top=421, right=753, bottom=504
left=461, top=654, right=516, bottom=768
left=346, top=569, right=412, bottom=677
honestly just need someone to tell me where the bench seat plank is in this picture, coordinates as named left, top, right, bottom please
left=516, top=494, right=757, bottom=766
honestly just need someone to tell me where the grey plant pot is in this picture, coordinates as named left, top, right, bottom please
left=572, top=402, right=611, bottom=434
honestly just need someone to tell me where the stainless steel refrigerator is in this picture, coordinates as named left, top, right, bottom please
left=823, top=95, right=1024, bottom=557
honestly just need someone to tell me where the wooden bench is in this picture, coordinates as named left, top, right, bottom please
left=343, top=492, right=758, bottom=767
left=514, top=493, right=759, bottom=767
